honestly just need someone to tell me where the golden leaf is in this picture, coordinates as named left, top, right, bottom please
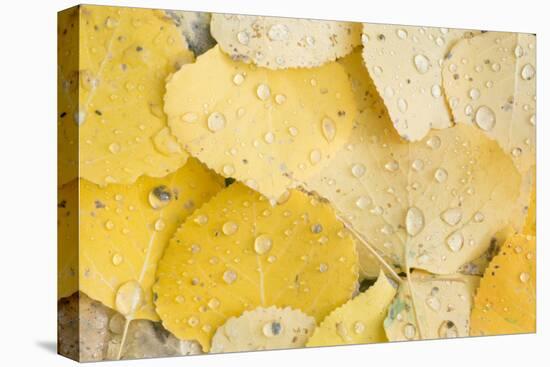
left=154, top=183, right=358, bottom=351
left=211, top=306, right=316, bottom=353
left=306, top=271, right=396, bottom=347
left=442, top=32, right=536, bottom=174
left=211, top=14, right=361, bottom=69
left=76, top=5, right=194, bottom=185
left=78, top=158, right=223, bottom=323
left=164, top=46, right=357, bottom=202
left=470, top=234, right=536, bottom=336
left=305, top=49, right=521, bottom=275
left=384, top=272, right=479, bottom=341
left=361, top=25, right=478, bottom=141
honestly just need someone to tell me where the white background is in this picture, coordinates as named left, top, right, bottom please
left=0, top=0, right=546, bottom=366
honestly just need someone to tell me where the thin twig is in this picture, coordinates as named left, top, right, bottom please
left=337, top=214, right=403, bottom=285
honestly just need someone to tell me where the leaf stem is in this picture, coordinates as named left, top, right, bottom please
left=116, top=318, right=132, bottom=360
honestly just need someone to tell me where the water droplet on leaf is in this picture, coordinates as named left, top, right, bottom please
left=254, top=234, right=273, bottom=255
left=406, top=207, right=424, bottom=236
left=474, top=106, right=496, bottom=131
left=207, top=112, right=226, bottom=132
left=222, top=221, right=239, bottom=235
left=446, top=231, right=464, bottom=252
left=115, top=280, right=144, bottom=316
left=223, top=269, right=238, bottom=284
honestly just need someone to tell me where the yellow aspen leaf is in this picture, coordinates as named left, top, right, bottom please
left=210, top=14, right=361, bottom=69
left=306, top=271, right=396, bottom=347
left=384, top=272, right=479, bottom=341
left=305, top=49, right=522, bottom=275
left=164, top=46, right=357, bottom=202
left=361, top=25, right=479, bottom=141
left=470, top=234, right=536, bottom=336
left=76, top=5, right=194, bottom=186
left=211, top=306, right=316, bottom=353
left=58, top=180, right=79, bottom=299
left=154, top=183, right=358, bottom=351
left=79, top=158, right=223, bottom=323
left=442, top=32, right=536, bottom=175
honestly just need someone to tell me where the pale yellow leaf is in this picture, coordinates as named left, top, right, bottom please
left=305, top=49, right=521, bottom=275
left=384, top=272, right=479, bottom=341
left=211, top=14, right=361, bottom=69
left=362, top=24, right=478, bottom=141
left=211, top=306, right=316, bottom=353
left=442, top=32, right=536, bottom=174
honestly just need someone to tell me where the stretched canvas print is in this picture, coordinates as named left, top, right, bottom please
left=57, top=4, right=537, bottom=362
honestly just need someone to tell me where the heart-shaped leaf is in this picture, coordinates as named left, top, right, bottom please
left=305, top=50, right=521, bottom=275
left=164, top=46, right=357, bottom=201
left=154, top=183, right=358, bottom=351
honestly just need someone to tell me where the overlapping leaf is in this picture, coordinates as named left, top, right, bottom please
left=470, top=234, right=536, bottom=336
left=384, top=271, right=479, bottom=341
left=361, top=24, right=478, bottom=141
left=306, top=271, right=396, bottom=347
left=76, top=5, right=193, bottom=185
left=305, top=49, right=522, bottom=275
left=442, top=32, right=536, bottom=174
left=154, top=183, right=358, bottom=351
left=79, top=158, right=223, bottom=322
left=211, top=306, right=316, bottom=353
left=164, top=46, right=357, bottom=202
left=211, top=14, right=361, bottom=69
